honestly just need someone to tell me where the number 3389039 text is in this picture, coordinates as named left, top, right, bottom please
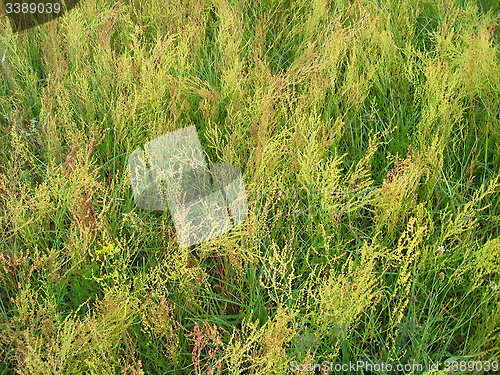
left=5, top=3, right=61, bottom=14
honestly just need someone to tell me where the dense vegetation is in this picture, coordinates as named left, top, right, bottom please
left=1, top=0, right=499, bottom=373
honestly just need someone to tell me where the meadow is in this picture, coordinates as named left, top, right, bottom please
left=0, top=0, right=499, bottom=373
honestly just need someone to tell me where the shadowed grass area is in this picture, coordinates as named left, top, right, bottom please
left=1, top=0, right=499, bottom=374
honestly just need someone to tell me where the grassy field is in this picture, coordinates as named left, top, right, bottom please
left=1, top=0, right=500, bottom=373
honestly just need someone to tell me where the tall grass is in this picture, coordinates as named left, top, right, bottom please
left=1, top=0, right=499, bottom=373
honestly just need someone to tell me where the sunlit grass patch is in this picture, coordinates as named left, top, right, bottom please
left=1, top=0, right=500, bottom=373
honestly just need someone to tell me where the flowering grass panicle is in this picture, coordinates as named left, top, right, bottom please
left=1, top=0, right=500, bottom=372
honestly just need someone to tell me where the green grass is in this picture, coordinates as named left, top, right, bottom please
left=1, top=0, right=500, bottom=374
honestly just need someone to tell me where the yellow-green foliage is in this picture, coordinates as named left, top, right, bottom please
left=140, top=294, right=180, bottom=365
left=1, top=0, right=500, bottom=372
left=374, top=146, right=432, bottom=234
left=313, top=243, right=379, bottom=345
left=5, top=286, right=139, bottom=374
left=224, top=306, right=297, bottom=375
left=472, top=237, right=500, bottom=287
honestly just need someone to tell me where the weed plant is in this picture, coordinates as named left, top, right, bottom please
left=0, top=0, right=499, bottom=374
